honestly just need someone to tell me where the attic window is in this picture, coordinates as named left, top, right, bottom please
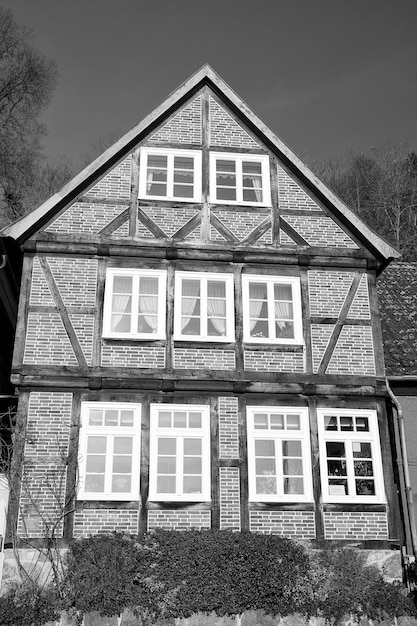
left=209, top=152, right=271, bottom=206
left=139, top=148, right=202, bottom=202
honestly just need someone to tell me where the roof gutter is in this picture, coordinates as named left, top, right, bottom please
left=386, top=379, right=417, bottom=580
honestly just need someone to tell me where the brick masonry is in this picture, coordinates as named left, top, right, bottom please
left=148, top=96, right=202, bottom=145
left=18, top=392, right=73, bottom=538
left=219, top=467, right=241, bottom=530
left=85, top=157, right=131, bottom=199
left=101, top=344, right=166, bottom=368
left=326, top=325, right=375, bottom=375
left=308, top=270, right=370, bottom=319
left=174, top=348, right=235, bottom=370
left=348, top=274, right=371, bottom=319
left=141, top=205, right=200, bottom=238
left=209, top=96, right=261, bottom=149
left=147, top=510, right=211, bottom=530
left=284, top=215, right=359, bottom=248
left=218, top=397, right=239, bottom=459
left=24, top=311, right=77, bottom=365
left=249, top=511, right=316, bottom=538
left=311, top=324, right=334, bottom=373
left=244, top=350, right=304, bottom=372
left=213, top=210, right=266, bottom=242
left=73, top=509, right=139, bottom=537
left=277, top=165, right=324, bottom=212
left=30, top=257, right=55, bottom=306
left=46, top=203, right=128, bottom=235
left=324, top=511, right=388, bottom=540
left=47, top=257, right=98, bottom=307
left=70, top=314, right=95, bottom=365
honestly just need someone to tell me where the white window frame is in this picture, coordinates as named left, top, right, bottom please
left=149, top=404, right=211, bottom=502
left=138, top=147, right=202, bottom=202
left=78, top=402, right=141, bottom=501
left=103, top=268, right=167, bottom=340
left=174, top=271, right=235, bottom=342
left=242, top=275, right=303, bottom=344
left=209, top=152, right=271, bottom=207
left=247, top=406, right=312, bottom=502
left=317, top=408, right=385, bottom=504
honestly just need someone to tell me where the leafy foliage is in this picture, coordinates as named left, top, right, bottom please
left=0, top=583, right=59, bottom=626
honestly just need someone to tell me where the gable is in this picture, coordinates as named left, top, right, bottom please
left=2, top=65, right=399, bottom=264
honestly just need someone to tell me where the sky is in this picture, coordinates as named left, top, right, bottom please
left=2, top=0, right=417, bottom=169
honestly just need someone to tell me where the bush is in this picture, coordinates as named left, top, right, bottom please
left=0, top=583, right=60, bottom=626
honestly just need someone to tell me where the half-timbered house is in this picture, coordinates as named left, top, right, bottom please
left=0, top=65, right=409, bottom=583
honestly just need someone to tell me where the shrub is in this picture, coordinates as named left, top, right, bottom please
left=0, top=583, right=60, bottom=626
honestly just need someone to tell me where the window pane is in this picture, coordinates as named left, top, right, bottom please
left=254, top=414, right=268, bottom=429
left=173, top=412, right=187, bottom=428
left=243, top=187, right=263, bottom=203
left=217, top=160, right=235, bottom=173
left=282, top=440, right=302, bottom=456
left=284, top=477, right=303, bottom=494
left=114, top=437, right=132, bottom=454
left=113, top=456, right=132, bottom=473
left=140, top=277, right=158, bottom=295
left=286, top=415, right=300, bottom=430
left=182, top=279, right=200, bottom=297
left=113, top=276, right=132, bottom=295
left=355, top=417, right=369, bottom=432
left=328, top=478, right=348, bottom=496
left=340, top=416, right=354, bottom=431
left=174, top=156, right=194, bottom=170
left=355, top=479, right=375, bottom=496
left=158, top=438, right=176, bottom=454
left=274, top=284, right=292, bottom=300
left=270, top=414, right=284, bottom=429
left=256, top=458, right=275, bottom=474
left=158, top=412, right=172, bottom=427
left=184, top=438, right=202, bottom=455
left=250, top=320, right=269, bottom=338
left=147, top=182, right=167, bottom=196
left=283, top=459, right=303, bottom=475
left=157, top=476, right=176, bottom=493
left=327, top=460, right=347, bottom=476
left=208, top=281, right=226, bottom=298
left=354, top=460, right=373, bottom=476
left=105, top=410, right=118, bottom=427
left=111, top=315, right=131, bottom=333
left=324, top=416, right=338, bottom=431
left=353, top=442, right=372, bottom=458
left=86, top=456, right=106, bottom=473
left=188, top=412, right=202, bottom=428
left=255, top=440, right=274, bottom=456
left=112, top=476, right=131, bottom=493
left=183, top=476, right=202, bottom=494
left=174, top=184, right=194, bottom=198
left=243, top=161, right=262, bottom=175
left=249, top=282, right=267, bottom=300
left=120, top=411, right=134, bottom=427
left=256, top=476, right=277, bottom=494
left=85, top=475, right=105, bottom=492
left=326, top=441, right=345, bottom=457
left=148, top=155, right=167, bottom=169
left=112, top=294, right=131, bottom=314
left=217, top=187, right=236, bottom=201
left=157, top=457, right=176, bottom=473
left=88, top=410, right=103, bottom=427
left=184, top=457, right=202, bottom=474
left=87, top=436, right=106, bottom=453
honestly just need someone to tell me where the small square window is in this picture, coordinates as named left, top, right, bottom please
left=103, top=268, right=167, bottom=339
left=139, top=148, right=202, bottom=202
left=242, top=275, right=302, bottom=344
left=210, top=153, right=271, bottom=206
left=174, top=272, right=235, bottom=342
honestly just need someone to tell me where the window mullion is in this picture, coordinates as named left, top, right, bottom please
left=167, top=153, right=174, bottom=197
left=275, top=438, right=282, bottom=497
left=236, top=159, right=243, bottom=203
left=105, top=435, right=113, bottom=496
left=267, top=280, right=275, bottom=340
left=177, top=436, right=183, bottom=496
left=201, top=278, right=207, bottom=339
left=346, top=440, right=356, bottom=497
left=131, top=274, right=139, bottom=334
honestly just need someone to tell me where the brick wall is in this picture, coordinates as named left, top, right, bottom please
left=74, top=509, right=139, bottom=537
left=148, top=96, right=202, bottom=145
left=218, top=397, right=239, bottom=459
left=284, top=215, right=359, bottom=248
left=219, top=467, right=241, bottom=530
left=326, top=326, right=375, bottom=375
left=101, top=345, right=166, bottom=368
left=18, top=392, right=73, bottom=538
left=249, top=511, right=316, bottom=538
left=244, top=350, right=304, bottom=372
left=46, top=203, right=128, bottom=235
left=24, top=312, right=77, bottom=365
left=47, top=257, right=97, bottom=307
left=308, top=270, right=370, bottom=319
left=141, top=205, right=200, bottom=238
left=209, top=96, right=261, bottom=149
left=85, top=157, right=131, bottom=199
left=348, top=274, right=371, bottom=319
left=311, top=324, right=334, bottom=372
left=324, top=511, right=388, bottom=540
left=213, top=210, right=267, bottom=242
left=147, top=510, right=211, bottom=530
left=174, top=348, right=235, bottom=370
left=277, top=166, right=323, bottom=212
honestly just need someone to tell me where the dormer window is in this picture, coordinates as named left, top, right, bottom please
left=139, top=148, right=202, bottom=202
left=209, top=152, right=271, bottom=206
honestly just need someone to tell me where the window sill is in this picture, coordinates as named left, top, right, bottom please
left=102, top=336, right=166, bottom=346
left=243, top=343, right=304, bottom=352
left=174, top=339, right=235, bottom=348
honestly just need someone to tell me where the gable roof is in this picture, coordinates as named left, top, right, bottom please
left=378, top=262, right=417, bottom=376
left=1, top=64, right=400, bottom=264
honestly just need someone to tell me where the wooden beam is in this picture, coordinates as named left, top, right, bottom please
left=238, top=395, right=249, bottom=531
left=137, top=206, right=167, bottom=238
left=308, top=397, right=325, bottom=540
left=97, top=208, right=129, bottom=236
left=11, top=255, right=33, bottom=370
left=172, top=211, right=202, bottom=240
left=300, top=267, right=313, bottom=374
left=200, top=89, right=210, bottom=241
left=210, top=397, right=220, bottom=529
left=270, top=159, right=280, bottom=245
left=241, top=216, right=271, bottom=245
left=63, top=393, right=80, bottom=540
left=38, top=257, right=88, bottom=369
left=280, top=216, right=310, bottom=246
left=92, top=259, right=105, bottom=367
left=139, top=400, right=150, bottom=532
left=210, top=213, right=240, bottom=243
left=317, top=272, right=363, bottom=375
left=129, top=150, right=140, bottom=237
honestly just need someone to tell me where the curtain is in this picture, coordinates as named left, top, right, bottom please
left=111, top=295, right=131, bottom=331
left=249, top=283, right=266, bottom=331
left=274, top=301, right=292, bottom=330
left=251, top=175, right=263, bottom=202
left=146, top=169, right=154, bottom=194
left=181, top=280, right=199, bottom=331
left=139, top=295, right=158, bottom=330
left=207, top=282, right=226, bottom=335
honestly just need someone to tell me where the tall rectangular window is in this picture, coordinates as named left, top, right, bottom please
left=139, top=148, right=202, bottom=202
left=318, top=409, right=385, bottom=503
left=78, top=403, right=141, bottom=501
left=174, top=272, right=235, bottom=342
left=149, top=404, right=211, bottom=501
left=247, top=407, right=312, bottom=502
left=103, top=268, right=166, bottom=339
left=209, top=153, right=271, bottom=206
left=242, top=275, right=302, bottom=344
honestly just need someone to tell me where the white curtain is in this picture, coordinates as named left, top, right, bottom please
left=274, top=301, right=292, bottom=330
left=249, top=284, right=265, bottom=331
left=111, top=295, right=131, bottom=331
left=251, top=175, right=263, bottom=202
left=207, top=282, right=226, bottom=335
left=139, top=295, right=158, bottom=330
left=181, top=281, right=199, bottom=331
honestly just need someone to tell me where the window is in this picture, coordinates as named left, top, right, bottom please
left=210, top=153, right=271, bottom=206
left=149, top=404, right=211, bottom=501
left=174, top=272, right=235, bottom=341
left=247, top=407, right=312, bottom=502
left=103, top=268, right=166, bottom=339
left=317, top=409, right=385, bottom=503
left=138, top=148, right=202, bottom=202
left=78, top=402, right=141, bottom=500
left=242, top=275, right=302, bottom=344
